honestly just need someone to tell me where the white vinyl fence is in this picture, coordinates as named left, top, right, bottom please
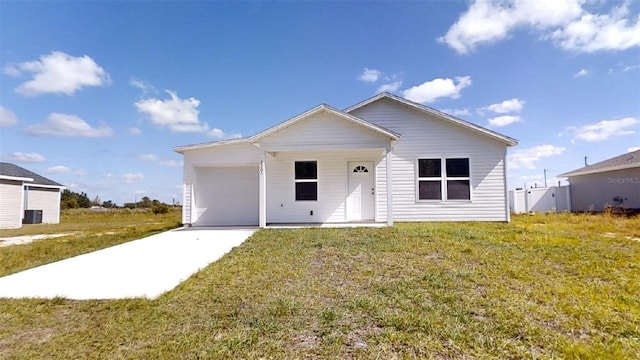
left=510, top=186, right=571, bottom=214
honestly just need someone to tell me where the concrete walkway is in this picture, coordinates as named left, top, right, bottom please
left=0, top=227, right=255, bottom=300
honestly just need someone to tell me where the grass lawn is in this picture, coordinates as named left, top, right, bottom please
left=1, top=213, right=639, bottom=359
left=0, top=208, right=182, bottom=277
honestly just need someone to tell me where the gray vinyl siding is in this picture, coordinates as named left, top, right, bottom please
left=350, top=98, right=509, bottom=221
left=25, top=186, right=61, bottom=224
left=0, top=179, right=24, bottom=229
left=568, top=168, right=640, bottom=212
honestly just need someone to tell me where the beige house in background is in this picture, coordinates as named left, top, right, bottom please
left=560, top=150, right=640, bottom=212
left=0, top=162, right=66, bottom=229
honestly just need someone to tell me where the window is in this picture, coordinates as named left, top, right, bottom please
left=417, top=159, right=442, bottom=200
left=418, top=158, right=470, bottom=201
left=295, top=161, right=317, bottom=201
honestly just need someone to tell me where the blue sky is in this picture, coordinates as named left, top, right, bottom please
left=1, top=1, right=638, bottom=205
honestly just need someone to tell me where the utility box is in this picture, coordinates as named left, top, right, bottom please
left=23, top=210, right=43, bottom=224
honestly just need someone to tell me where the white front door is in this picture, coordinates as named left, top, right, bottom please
left=347, top=161, right=375, bottom=221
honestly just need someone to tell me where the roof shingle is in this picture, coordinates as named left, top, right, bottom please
left=0, top=162, right=65, bottom=187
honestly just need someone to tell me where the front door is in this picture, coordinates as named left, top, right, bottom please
left=347, top=161, right=374, bottom=221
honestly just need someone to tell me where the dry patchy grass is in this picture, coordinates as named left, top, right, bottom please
left=0, top=213, right=638, bottom=359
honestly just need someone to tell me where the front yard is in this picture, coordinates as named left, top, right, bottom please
left=1, top=213, right=638, bottom=359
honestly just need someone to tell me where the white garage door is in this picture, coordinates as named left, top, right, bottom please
left=194, top=166, right=259, bottom=226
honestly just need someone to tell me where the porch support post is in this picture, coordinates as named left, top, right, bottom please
left=386, top=147, right=394, bottom=226
left=259, top=153, right=267, bottom=228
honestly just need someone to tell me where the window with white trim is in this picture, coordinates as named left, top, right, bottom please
left=295, top=161, right=317, bottom=201
left=417, top=158, right=470, bottom=201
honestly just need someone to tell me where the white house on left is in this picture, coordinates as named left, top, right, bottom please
left=0, top=162, right=66, bottom=229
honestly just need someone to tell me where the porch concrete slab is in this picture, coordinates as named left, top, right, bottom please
left=0, top=227, right=255, bottom=300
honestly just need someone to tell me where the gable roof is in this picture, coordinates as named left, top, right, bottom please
left=173, top=137, right=250, bottom=153
left=248, top=104, right=400, bottom=142
left=0, top=162, right=65, bottom=187
left=345, top=92, right=518, bottom=146
left=174, top=104, right=400, bottom=153
left=559, top=150, right=640, bottom=177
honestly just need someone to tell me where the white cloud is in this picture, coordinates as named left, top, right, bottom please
left=623, top=64, right=640, bottom=72
left=508, top=144, right=566, bottom=169
left=130, top=78, right=157, bottom=96
left=568, top=117, right=639, bottom=142
left=550, top=3, right=640, bottom=53
left=25, top=113, right=113, bottom=137
left=129, top=127, right=141, bottom=135
left=123, top=172, right=144, bottom=184
left=482, top=98, right=525, bottom=114
left=137, top=154, right=158, bottom=161
left=439, top=0, right=638, bottom=54
left=0, top=106, right=19, bottom=127
left=1, top=152, right=46, bottom=163
left=358, top=68, right=382, bottom=82
left=401, top=76, right=472, bottom=104
left=45, top=165, right=70, bottom=174
left=75, top=169, right=88, bottom=176
left=207, top=128, right=242, bottom=139
left=135, top=90, right=212, bottom=133
left=9, top=51, right=110, bottom=96
left=377, top=81, right=403, bottom=93
left=573, top=68, right=589, bottom=77
left=628, top=146, right=640, bottom=152
left=159, top=159, right=183, bottom=167
left=488, top=115, right=521, bottom=127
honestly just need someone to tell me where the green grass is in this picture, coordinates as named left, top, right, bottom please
left=0, top=208, right=182, bottom=276
left=1, top=213, right=639, bottom=359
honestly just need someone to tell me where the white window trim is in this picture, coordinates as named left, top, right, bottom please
left=416, top=157, right=472, bottom=203
left=294, top=160, right=318, bottom=201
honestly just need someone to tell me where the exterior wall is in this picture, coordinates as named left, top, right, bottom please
left=181, top=142, right=263, bottom=225
left=257, top=112, right=392, bottom=151
left=0, top=179, right=24, bottom=229
left=350, top=98, right=510, bottom=221
left=568, top=168, right=640, bottom=212
left=265, top=149, right=385, bottom=223
left=25, top=186, right=62, bottom=224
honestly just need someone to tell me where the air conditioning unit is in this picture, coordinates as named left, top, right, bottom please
left=23, top=210, right=43, bottom=224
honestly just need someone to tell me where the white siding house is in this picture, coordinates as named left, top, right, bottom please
left=174, top=93, right=518, bottom=227
left=0, top=163, right=65, bottom=229
left=0, top=176, right=31, bottom=229
left=560, top=150, right=640, bottom=212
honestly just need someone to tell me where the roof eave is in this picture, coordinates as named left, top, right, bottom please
left=560, top=163, right=640, bottom=177
left=248, top=104, right=400, bottom=143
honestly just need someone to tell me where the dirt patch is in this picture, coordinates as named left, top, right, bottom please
left=0, top=233, right=77, bottom=247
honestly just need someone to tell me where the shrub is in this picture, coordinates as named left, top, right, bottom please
left=151, top=203, right=170, bottom=214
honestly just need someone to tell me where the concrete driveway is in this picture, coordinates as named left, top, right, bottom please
left=0, top=227, right=255, bottom=300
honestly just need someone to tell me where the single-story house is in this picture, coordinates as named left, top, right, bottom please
left=559, top=149, right=640, bottom=212
left=174, top=93, right=518, bottom=227
left=0, top=162, right=66, bottom=229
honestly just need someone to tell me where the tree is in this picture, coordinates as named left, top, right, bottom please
left=61, top=189, right=91, bottom=209
left=91, top=196, right=101, bottom=207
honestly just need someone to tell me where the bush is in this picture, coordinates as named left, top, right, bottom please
left=151, top=203, right=170, bottom=214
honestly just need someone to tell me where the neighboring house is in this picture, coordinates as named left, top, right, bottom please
left=174, top=93, right=518, bottom=227
left=0, top=162, right=66, bottom=229
left=559, top=150, right=640, bottom=212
